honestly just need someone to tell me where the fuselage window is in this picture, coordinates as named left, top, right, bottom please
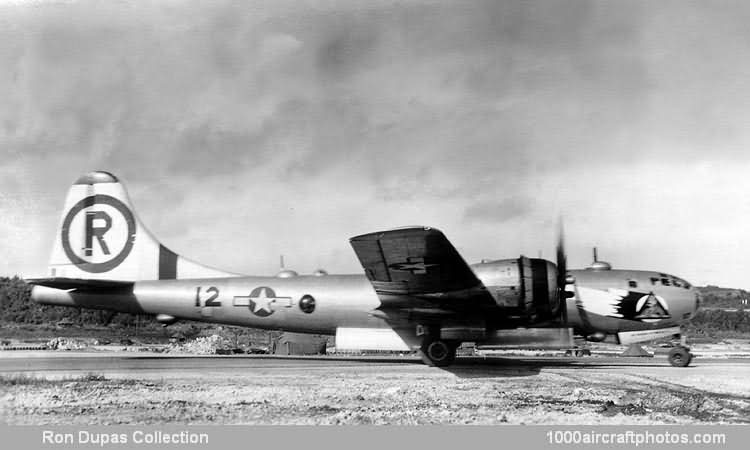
left=628, top=280, right=638, bottom=288
left=673, top=276, right=691, bottom=289
left=299, top=295, right=316, bottom=314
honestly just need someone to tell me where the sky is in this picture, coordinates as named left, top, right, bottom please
left=2, top=0, right=750, bottom=288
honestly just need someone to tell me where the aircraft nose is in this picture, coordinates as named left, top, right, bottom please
left=660, top=274, right=699, bottom=320
left=681, top=279, right=701, bottom=319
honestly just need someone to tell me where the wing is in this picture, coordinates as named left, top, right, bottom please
left=349, top=227, right=494, bottom=307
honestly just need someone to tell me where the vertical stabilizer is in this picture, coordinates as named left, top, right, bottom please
left=47, top=171, right=235, bottom=281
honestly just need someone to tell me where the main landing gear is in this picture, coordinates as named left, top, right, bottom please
left=419, top=338, right=459, bottom=367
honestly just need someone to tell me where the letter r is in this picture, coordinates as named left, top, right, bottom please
left=85, top=210, right=111, bottom=256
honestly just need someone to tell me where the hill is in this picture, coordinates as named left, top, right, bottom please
left=696, top=285, right=749, bottom=309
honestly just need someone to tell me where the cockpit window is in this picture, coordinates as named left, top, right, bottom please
left=654, top=274, right=692, bottom=289
left=628, top=280, right=638, bottom=288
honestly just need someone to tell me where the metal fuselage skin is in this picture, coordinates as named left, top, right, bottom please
left=31, top=266, right=699, bottom=341
left=33, top=275, right=381, bottom=334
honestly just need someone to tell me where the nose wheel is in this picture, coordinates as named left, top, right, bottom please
left=419, top=339, right=458, bottom=367
left=667, top=345, right=693, bottom=367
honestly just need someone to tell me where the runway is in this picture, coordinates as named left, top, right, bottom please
left=2, top=352, right=749, bottom=424
left=1, top=352, right=749, bottom=393
left=0, top=351, right=749, bottom=379
left=0, top=351, right=750, bottom=379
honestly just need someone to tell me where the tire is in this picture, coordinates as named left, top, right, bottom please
left=419, top=340, right=456, bottom=367
left=668, top=346, right=692, bottom=367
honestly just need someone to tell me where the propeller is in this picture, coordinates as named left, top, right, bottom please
left=556, top=219, right=570, bottom=325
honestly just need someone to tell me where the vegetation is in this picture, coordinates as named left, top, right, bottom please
left=696, top=285, right=749, bottom=309
left=0, top=276, right=142, bottom=327
left=685, top=308, right=750, bottom=338
left=681, top=286, right=750, bottom=338
left=0, top=373, right=107, bottom=386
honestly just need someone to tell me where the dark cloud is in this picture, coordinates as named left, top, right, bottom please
left=315, top=20, right=381, bottom=79
left=1, top=0, right=654, bottom=185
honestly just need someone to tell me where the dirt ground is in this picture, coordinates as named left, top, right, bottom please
left=1, top=355, right=749, bottom=425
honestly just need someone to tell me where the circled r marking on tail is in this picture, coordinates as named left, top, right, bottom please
left=60, top=194, right=136, bottom=273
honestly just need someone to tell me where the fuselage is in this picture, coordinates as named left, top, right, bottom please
left=33, top=275, right=382, bottom=334
left=31, top=266, right=699, bottom=341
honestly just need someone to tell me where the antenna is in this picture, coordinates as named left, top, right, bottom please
left=280, top=255, right=285, bottom=269
left=587, top=246, right=611, bottom=271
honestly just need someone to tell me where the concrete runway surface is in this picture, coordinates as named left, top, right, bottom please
left=1, top=352, right=749, bottom=424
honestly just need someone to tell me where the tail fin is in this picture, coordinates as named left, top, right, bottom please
left=46, top=171, right=234, bottom=281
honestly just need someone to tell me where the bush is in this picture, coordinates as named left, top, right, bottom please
left=686, top=308, right=750, bottom=337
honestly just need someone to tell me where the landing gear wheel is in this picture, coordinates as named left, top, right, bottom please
left=668, top=346, right=692, bottom=367
left=419, top=340, right=457, bottom=367
left=565, top=348, right=591, bottom=357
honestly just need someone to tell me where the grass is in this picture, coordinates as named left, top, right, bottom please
left=0, top=373, right=107, bottom=386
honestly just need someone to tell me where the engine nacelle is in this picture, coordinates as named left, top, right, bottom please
left=471, top=257, right=559, bottom=324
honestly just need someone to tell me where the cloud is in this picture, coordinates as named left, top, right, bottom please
left=0, top=0, right=656, bottom=186
left=3, top=1, right=750, bottom=288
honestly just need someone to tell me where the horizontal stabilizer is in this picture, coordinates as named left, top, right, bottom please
left=26, top=277, right=134, bottom=292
